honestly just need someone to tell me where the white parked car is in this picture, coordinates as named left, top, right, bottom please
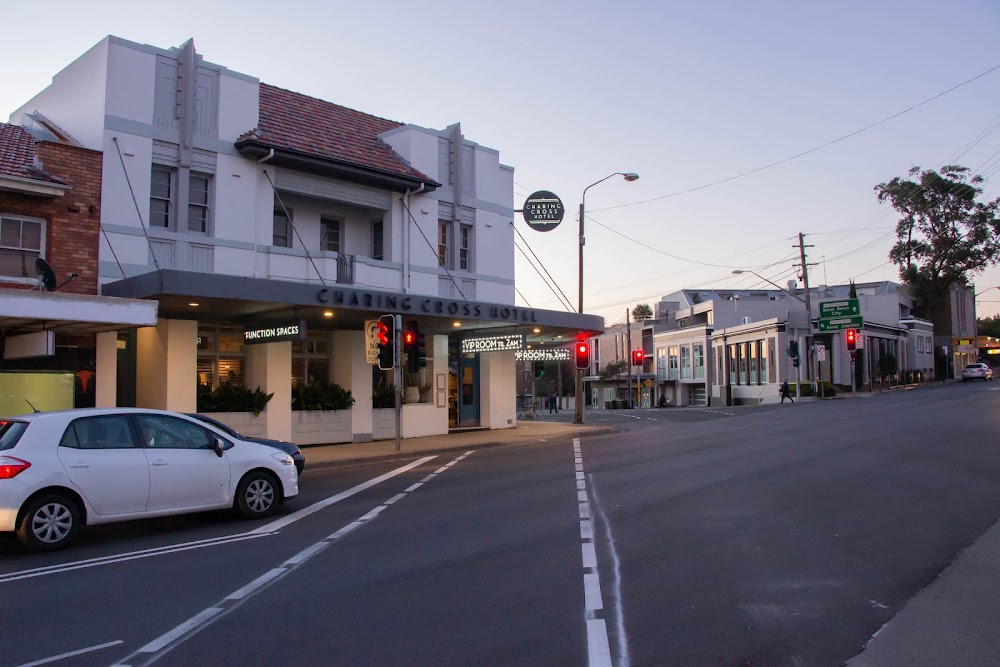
left=0, top=408, right=299, bottom=551
left=961, top=363, right=994, bottom=382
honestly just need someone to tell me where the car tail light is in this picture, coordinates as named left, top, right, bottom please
left=0, top=456, right=31, bottom=479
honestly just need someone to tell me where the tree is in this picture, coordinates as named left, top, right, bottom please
left=877, top=165, right=1000, bottom=323
left=632, top=303, right=654, bottom=320
left=977, top=314, right=1000, bottom=338
left=599, top=359, right=629, bottom=398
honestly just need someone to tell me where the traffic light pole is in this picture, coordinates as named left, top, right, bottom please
left=394, top=314, right=402, bottom=453
left=626, top=308, right=633, bottom=409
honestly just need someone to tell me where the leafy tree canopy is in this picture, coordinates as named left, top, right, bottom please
left=632, top=303, right=654, bottom=320
left=877, top=165, right=1000, bottom=319
left=599, top=359, right=629, bottom=381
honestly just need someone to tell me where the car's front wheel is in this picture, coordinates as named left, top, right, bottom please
left=235, top=471, right=281, bottom=519
left=16, top=493, right=81, bottom=551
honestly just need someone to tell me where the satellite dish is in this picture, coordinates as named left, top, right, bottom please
left=35, top=257, right=57, bottom=291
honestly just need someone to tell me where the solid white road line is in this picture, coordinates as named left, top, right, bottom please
left=112, top=450, right=475, bottom=667
left=137, top=607, right=222, bottom=653
left=253, top=456, right=437, bottom=534
left=16, top=640, right=123, bottom=667
left=0, top=456, right=438, bottom=585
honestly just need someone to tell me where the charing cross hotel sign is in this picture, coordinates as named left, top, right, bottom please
left=318, top=288, right=540, bottom=324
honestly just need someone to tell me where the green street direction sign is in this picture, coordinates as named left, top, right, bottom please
left=819, top=298, right=860, bottom=318
left=818, top=315, right=863, bottom=332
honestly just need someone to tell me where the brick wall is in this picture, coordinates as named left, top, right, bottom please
left=0, top=141, right=102, bottom=295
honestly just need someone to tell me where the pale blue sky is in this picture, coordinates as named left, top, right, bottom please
left=5, top=1, right=1000, bottom=324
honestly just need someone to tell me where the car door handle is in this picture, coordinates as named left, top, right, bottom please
left=151, top=460, right=169, bottom=466
left=68, top=463, right=90, bottom=469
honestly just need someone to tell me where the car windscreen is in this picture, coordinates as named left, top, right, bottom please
left=0, top=420, right=29, bottom=451
left=965, top=364, right=983, bottom=369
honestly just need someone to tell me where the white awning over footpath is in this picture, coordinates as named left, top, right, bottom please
left=0, top=288, right=158, bottom=334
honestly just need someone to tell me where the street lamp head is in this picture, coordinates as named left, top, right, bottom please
left=622, top=172, right=640, bottom=182
left=731, top=270, right=744, bottom=275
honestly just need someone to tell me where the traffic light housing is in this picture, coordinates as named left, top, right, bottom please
left=414, top=326, right=427, bottom=371
left=403, top=321, right=417, bottom=372
left=575, top=341, right=590, bottom=370
left=377, top=314, right=395, bottom=370
left=789, top=339, right=800, bottom=367
left=632, top=349, right=643, bottom=366
left=532, top=360, right=545, bottom=379
left=846, top=328, right=857, bottom=352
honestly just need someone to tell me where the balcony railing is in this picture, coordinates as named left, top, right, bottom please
left=337, top=254, right=354, bottom=284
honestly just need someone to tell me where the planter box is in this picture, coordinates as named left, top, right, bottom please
left=373, top=404, right=447, bottom=440
left=202, top=411, right=268, bottom=438
left=292, top=409, right=353, bottom=445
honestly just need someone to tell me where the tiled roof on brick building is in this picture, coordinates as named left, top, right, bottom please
left=0, top=122, right=67, bottom=185
left=236, top=84, right=436, bottom=186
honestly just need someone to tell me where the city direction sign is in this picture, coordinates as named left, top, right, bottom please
left=819, top=298, right=860, bottom=319
left=818, top=315, right=863, bottom=332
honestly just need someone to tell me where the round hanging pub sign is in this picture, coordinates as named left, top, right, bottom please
left=522, top=190, right=565, bottom=232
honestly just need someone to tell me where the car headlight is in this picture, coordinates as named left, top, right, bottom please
left=272, top=452, right=295, bottom=466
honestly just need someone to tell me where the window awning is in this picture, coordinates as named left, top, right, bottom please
left=0, top=288, right=158, bottom=334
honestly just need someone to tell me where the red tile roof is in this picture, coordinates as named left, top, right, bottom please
left=238, top=84, right=435, bottom=185
left=0, top=122, right=66, bottom=185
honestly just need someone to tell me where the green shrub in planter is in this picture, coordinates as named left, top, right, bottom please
left=197, top=383, right=273, bottom=416
left=291, top=382, right=355, bottom=411
left=372, top=381, right=396, bottom=409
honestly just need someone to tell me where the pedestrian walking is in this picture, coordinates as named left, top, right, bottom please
left=780, top=380, right=794, bottom=403
left=549, top=391, right=557, bottom=413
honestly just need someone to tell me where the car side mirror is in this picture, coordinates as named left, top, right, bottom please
left=212, top=438, right=227, bottom=457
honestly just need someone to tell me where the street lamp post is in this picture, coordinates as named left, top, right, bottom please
left=731, top=269, right=808, bottom=399
left=575, top=172, right=639, bottom=424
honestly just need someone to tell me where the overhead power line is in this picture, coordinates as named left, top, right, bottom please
left=590, top=63, right=1000, bottom=213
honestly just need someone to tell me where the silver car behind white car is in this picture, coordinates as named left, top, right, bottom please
left=0, top=408, right=298, bottom=551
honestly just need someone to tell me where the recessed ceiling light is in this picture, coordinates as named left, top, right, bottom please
left=453, top=321, right=462, bottom=327
left=533, top=328, right=541, bottom=333
left=323, top=311, right=334, bottom=318
left=188, top=302, right=199, bottom=307
left=556, top=335, right=563, bottom=339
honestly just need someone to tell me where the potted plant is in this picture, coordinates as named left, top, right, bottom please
left=402, top=371, right=421, bottom=404
left=418, top=381, right=433, bottom=403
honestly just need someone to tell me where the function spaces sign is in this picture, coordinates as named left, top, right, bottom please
left=819, top=298, right=860, bottom=319
left=244, top=320, right=306, bottom=345
left=817, top=315, right=863, bottom=332
left=461, top=334, right=526, bottom=354
left=522, top=191, right=565, bottom=232
left=515, top=348, right=571, bottom=362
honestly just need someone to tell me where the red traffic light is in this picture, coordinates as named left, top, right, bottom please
left=632, top=349, right=643, bottom=365
left=575, top=341, right=590, bottom=369
left=846, top=328, right=857, bottom=351
left=377, top=320, right=390, bottom=346
left=403, top=330, right=415, bottom=346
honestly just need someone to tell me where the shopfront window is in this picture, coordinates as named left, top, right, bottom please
left=656, top=348, right=666, bottom=381
left=738, top=343, right=747, bottom=385
left=292, top=334, right=331, bottom=386
left=680, top=345, right=692, bottom=379
left=693, top=344, right=705, bottom=380
left=749, top=341, right=758, bottom=384
left=197, top=328, right=245, bottom=388
left=668, top=346, right=679, bottom=380
left=762, top=338, right=772, bottom=384
left=729, top=345, right=737, bottom=385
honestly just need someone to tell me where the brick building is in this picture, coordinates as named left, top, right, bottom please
left=0, top=120, right=156, bottom=414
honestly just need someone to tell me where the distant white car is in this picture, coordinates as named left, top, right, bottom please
left=961, top=363, right=994, bottom=382
left=0, top=408, right=298, bottom=551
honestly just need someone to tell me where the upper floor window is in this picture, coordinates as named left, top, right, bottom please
left=188, top=173, right=210, bottom=233
left=150, top=166, right=211, bottom=234
left=372, top=220, right=384, bottom=260
left=273, top=208, right=292, bottom=248
left=438, top=221, right=451, bottom=268
left=321, top=217, right=341, bottom=253
left=0, top=215, right=44, bottom=281
left=459, top=224, right=472, bottom=271
left=150, top=166, right=173, bottom=228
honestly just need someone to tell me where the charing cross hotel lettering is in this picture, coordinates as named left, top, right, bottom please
left=317, top=288, right=538, bottom=323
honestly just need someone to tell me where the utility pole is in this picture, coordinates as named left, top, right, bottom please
left=797, top=232, right=817, bottom=397
left=626, top=308, right=633, bottom=409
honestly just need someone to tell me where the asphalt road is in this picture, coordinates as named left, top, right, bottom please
left=2, top=381, right=999, bottom=666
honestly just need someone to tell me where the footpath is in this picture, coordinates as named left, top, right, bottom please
left=299, top=391, right=1000, bottom=665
